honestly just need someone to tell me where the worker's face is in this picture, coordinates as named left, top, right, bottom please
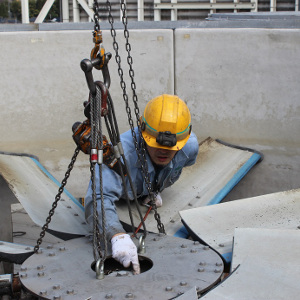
left=146, top=144, right=177, bottom=166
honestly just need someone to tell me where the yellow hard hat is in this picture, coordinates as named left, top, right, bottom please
left=141, top=94, right=192, bottom=150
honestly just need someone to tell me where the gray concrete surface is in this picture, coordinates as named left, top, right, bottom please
left=0, top=23, right=299, bottom=203
left=0, top=175, right=18, bottom=274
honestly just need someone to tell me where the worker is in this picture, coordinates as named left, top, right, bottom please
left=85, top=94, right=199, bottom=275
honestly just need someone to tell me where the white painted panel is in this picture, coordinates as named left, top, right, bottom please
left=180, top=189, right=300, bottom=259
left=231, top=228, right=300, bottom=271
left=202, top=228, right=300, bottom=299
left=0, top=154, right=88, bottom=235
left=11, top=203, right=64, bottom=246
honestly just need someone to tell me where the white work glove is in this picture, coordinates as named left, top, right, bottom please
left=111, top=233, right=140, bottom=275
left=143, top=192, right=162, bottom=208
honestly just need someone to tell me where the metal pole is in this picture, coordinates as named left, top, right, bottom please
left=138, top=0, right=144, bottom=21
left=21, top=0, right=29, bottom=23
left=171, top=0, right=177, bottom=21
left=154, top=0, right=161, bottom=21
left=73, top=0, right=80, bottom=22
left=62, top=0, right=69, bottom=22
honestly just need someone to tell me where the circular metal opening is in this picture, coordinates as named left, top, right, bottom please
left=91, top=256, right=153, bottom=275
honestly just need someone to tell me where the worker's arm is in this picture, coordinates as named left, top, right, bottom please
left=84, top=163, right=125, bottom=241
left=84, top=163, right=141, bottom=274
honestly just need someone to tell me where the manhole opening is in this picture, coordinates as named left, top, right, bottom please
left=91, top=256, right=153, bottom=275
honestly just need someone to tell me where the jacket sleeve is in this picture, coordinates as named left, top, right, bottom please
left=85, top=164, right=125, bottom=241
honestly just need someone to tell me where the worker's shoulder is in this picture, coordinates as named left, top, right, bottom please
left=120, top=129, right=139, bottom=154
left=182, top=132, right=199, bottom=155
left=186, top=132, right=199, bottom=148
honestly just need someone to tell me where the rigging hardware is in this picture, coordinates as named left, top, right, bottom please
left=34, top=0, right=165, bottom=273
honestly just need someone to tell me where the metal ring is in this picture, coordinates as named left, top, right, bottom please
left=138, top=234, right=146, bottom=254
left=95, top=259, right=105, bottom=280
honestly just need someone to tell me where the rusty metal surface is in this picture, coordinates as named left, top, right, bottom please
left=19, top=233, right=223, bottom=299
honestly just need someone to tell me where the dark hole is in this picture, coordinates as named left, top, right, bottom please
left=91, top=256, right=153, bottom=275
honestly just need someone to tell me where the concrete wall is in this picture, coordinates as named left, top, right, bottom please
left=0, top=27, right=299, bottom=199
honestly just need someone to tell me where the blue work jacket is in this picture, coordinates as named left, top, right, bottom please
left=85, top=128, right=199, bottom=241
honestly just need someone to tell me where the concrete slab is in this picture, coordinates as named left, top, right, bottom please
left=0, top=29, right=174, bottom=198
left=202, top=228, right=300, bottom=299
left=175, top=28, right=300, bottom=146
left=0, top=28, right=298, bottom=203
left=180, top=189, right=300, bottom=264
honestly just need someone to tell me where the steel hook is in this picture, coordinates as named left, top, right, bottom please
left=138, top=234, right=146, bottom=254
left=95, top=259, right=105, bottom=280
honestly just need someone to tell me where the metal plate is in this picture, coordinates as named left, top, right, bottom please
left=202, top=228, right=300, bottom=299
left=0, top=241, right=34, bottom=264
left=180, top=189, right=300, bottom=264
left=0, top=153, right=88, bottom=236
left=19, top=233, right=223, bottom=299
left=116, top=138, right=260, bottom=236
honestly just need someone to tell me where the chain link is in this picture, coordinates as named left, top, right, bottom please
left=93, top=0, right=101, bottom=32
left=34, top=147, right=80, bottom=253
left=106, top=0, right=165, bottom=234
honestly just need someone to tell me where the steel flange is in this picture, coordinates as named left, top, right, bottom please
left=19, top=233, right=223, bottom=299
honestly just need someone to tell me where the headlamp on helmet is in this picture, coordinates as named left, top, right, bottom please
left=141, top=94, right=192, bottom=150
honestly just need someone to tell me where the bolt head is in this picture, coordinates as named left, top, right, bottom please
left=39, top=290, right=47, bottom=296
left=125, top=293, right=134, bottom=298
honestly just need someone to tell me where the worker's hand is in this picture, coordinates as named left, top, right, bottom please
left=143, top=192, right=162, bottom=207
left=111, top=233, right=140, bottom=275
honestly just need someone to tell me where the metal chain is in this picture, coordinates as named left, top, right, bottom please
left=93, top=0, right=101, bottom=32
left=34, top=147, right=80, bottom=253
left=106, top=0, right=165, bottom=234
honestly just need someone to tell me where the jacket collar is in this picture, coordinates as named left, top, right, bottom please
left=134, top=146, right=189, bottom=171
